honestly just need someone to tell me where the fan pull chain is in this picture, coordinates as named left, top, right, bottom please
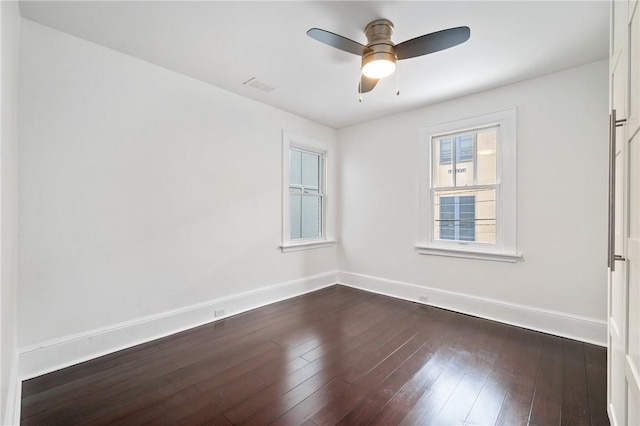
left=396, top=62, right=400, bottom=96
left=358, top=77, right=363, bottom=102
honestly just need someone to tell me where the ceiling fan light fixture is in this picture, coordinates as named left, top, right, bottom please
left=361, top=52, right=396, bottom=79
left=307, top=19, right=470, bottom=94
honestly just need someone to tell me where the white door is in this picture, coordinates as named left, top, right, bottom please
left=609, top=109, right=627, bottom=426
left=625, top=3, right=640, bottom=423
left=626, top=128, right=640, bottom=425
left=608, top=1, right=640, bottom=424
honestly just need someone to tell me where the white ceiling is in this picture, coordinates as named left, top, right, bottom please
left=19, top=1, right=610, bottom=129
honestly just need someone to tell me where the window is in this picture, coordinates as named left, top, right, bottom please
left=289, top=147, right=323, bottom=240
left=417, top=108, right=519, bottom=262
left=281, top=131, right=336, bottom=252
left=432, top=127, right=498, bottom=244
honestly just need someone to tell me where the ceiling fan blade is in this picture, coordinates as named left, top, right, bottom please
left=395, top=26, right=470, bottom=60
left=307, top=28, right=371, bottom=56
left=358, top=76, right=378, bottom=93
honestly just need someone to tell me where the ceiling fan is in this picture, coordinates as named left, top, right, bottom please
left=307, top=19, right=470, bottom=93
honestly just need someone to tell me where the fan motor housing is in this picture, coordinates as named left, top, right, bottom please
left=362, top=19, right=396, bottom=69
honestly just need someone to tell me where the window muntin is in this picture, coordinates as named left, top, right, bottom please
left=289, top=147, right=324, bottom=240
left=431, top=126, right=498, bottom=244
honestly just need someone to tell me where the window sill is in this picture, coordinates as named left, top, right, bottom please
left=415, top=244, right=522, bottom=263
left=281, top=239, right=337, bottom=253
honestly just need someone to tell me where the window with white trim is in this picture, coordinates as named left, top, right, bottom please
left=289, top=147, right=324, bottom=240
left=417, top=108, right=520, bottom=262
left=281, top=132, right=335, bottom=252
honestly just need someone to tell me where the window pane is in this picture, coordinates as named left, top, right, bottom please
left=439, top=197, right=455, bottom=240
left=477, top=128, right=498, bottom=185
left=433, top=138, right=453, bottom=187
left=457, top=135, right=474, bottom=162
left=301, top=195, right=322, bottom=238
left=301, top=152, right=320, bottom=190
left=458, top=195, right=476, bottom=241
left=475, top=188, right=496, bottom=243
left=434, top=188, right=496, bottom=243
left=440, top=139, right=452, bottom=164
left=455, top=135, right=475, bottom=186
left=290, top=149, right=302, bottom=187
left=290, top=194, right=302, bottom=239
left=477, top=129, right=497, bottom=185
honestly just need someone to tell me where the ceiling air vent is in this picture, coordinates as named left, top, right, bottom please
left=242, top=77, right=277, bottom=93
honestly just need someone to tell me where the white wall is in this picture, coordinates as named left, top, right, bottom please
left=1, top=1, right=21, bottom=424
left=338, top=60, right=609, bottom=340
left=17, top=20, right=337, bottom=374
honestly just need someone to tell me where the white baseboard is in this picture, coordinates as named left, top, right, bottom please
left=3, top=352, right=21, bottom=426
left=19, top=271, right=338, bottom=380
left=338, top=271, right=607, bottom=347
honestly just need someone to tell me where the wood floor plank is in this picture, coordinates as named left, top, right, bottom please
left=168, top=287, right=371, bottom=369
left=203, top=414, right=233, bottom=426
left=335, top=324, right=452, bottom=425
left=158, top=285, right=363, bottom=356
left=20, top=286, right=609, bottom=426
left=584, top=342, right=609, bottom=426
left=231, top=305, right=428, bottom=425
left=364, top=346, right=454, bottom=425
left=234, top=363, right=341, bottom=426
left=270, top=378, right=353, bottom=426
left=528, top=334, right=563, bottom=426
left=462, top=325, right=521, bottom=425
left=120, top=355, right=310, bottom=425
left=311, top=330, right=428, bottom=424
left=298, top=299, right=421, bottom=363
left=431, top=321, right=513, bottom=425
left=431, top=370, right=487, bottom=425
left=371, top=316, right=487, bottom=425
left=25, top=338, right=280, bottom=424
left=339, top=326, right=421, bottom=384
left=338, top=357, right=433, bottom=424
left=395, top=317, right=506, bottom=425
left=464, top=371, right=511, bottom=425
left=335, top=315, right=491, bottom=426
left=494, top=330, right=545, bottom=426
left=105, top=348, right=309, bottom=425
left=396, top=353, right=471, bottom=425
left=268, top=292, right=387, bottom=346
left=560, top=339, right=591, bottom=426
left=21, top=356, right=182, bottom=421
left=20, top=341, right=164, bottom=399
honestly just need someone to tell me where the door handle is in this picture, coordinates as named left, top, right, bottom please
left=608, top=111, right=616, bottom=270
left=608, top=109, right=626, bottom=272
left=615, top=254, right=626, bottom=262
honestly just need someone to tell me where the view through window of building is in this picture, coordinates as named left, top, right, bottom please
left=432, top=126, right=498, bottom=244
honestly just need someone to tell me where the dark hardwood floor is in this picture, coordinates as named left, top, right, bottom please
left=21, top=285, right=609, bottom=425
